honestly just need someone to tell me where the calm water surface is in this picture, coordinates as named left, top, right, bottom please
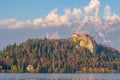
left=0, top=73, right=120, bottom=80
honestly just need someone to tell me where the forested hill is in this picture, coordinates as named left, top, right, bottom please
left=0, top=37, right=120, bottom=73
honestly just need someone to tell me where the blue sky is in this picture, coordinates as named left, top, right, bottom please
left=0, top=0, right=120, bottom=20
left=0, top=0, right=120, bottom=51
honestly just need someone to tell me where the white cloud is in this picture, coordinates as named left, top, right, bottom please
left=84, top=0, right=100, bottom=15
left=104, top=5, right=111, bottom=16
left=98, top=32, right=104, bottom=38
left=98, top=32, right=111, bottom=44
left=46, top=32, right=60, bottom=39
left=45, top=9, right=60, bottom=26
left=104, top=5, right=120, bottom=25
left=72, top=8, right=82, bottom=17
left=33, top=9, right=73, bottom=28
left=103, top=39, right=111, bottom=43
left=0, top=18, right=16, bottom=26
left=0, top=0, right=120, bottom=31
left=33, top=18, right=43, bottom=27
left=10, top=21, right=24, bottom=29
left=0, top=19, right=33, bottom=29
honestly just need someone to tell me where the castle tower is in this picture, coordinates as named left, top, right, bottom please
left=72, top=33, right=96, bottom=53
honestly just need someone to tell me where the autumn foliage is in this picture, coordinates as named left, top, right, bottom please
left=0, top=38, right=120, bottom=73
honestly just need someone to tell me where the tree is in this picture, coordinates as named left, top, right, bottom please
left=93, top=67, right=98, bottom=73
left=100, top=68, right=105, bottom=73
left=26, top=65, right=34, bottom=73
left=0, top=38, right=120, bottom=73
left=82, top=67, right=87, bottom=73
left=89, top=67, right=93, bottom=73
left=35, top=64, right=40, bottom=73
left=11, top=65, right=17, bottom=72
left=17, top=65, right=23, bottom=73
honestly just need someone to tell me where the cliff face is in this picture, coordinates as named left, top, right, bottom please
left=72, top=33, right=96, bottom=53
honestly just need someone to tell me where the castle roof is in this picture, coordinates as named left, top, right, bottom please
left=72, top=33, right=91, bottom=37
left=72, top=33, right=95, bottom=42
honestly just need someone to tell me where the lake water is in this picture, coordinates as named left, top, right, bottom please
left=0, top=73, right=120, bottom=80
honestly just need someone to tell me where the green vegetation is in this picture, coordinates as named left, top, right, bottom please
left=0, top=38, right=120, bottom=73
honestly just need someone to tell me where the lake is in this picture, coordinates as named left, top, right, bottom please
left=0, top=73, right=120, bottom=80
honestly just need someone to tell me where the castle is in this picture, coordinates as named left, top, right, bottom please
left=72, top=33, right=96, bottom=53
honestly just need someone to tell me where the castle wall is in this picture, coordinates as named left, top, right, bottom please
left=72, top=34, right=96, bottom=53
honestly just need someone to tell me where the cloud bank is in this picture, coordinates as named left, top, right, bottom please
left=0, top=0, right=120, bottom=31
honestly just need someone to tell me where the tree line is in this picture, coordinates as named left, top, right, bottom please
left=0, top=38, right=120, bottom=73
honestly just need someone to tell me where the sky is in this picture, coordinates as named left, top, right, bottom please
left=0, top=0, right=120, bottom=20
left=0, top=0, right=120, bottom=51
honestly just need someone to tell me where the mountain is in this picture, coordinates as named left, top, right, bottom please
left=0, top=34, right=120, bottom=73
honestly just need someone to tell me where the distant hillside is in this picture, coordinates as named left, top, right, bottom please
left=0, top=34, right=120, bottom=73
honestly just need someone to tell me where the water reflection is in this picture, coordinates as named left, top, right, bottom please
left=72, top=74, right=95, bottom=80
left=0, top=73, right=119, bottom=80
